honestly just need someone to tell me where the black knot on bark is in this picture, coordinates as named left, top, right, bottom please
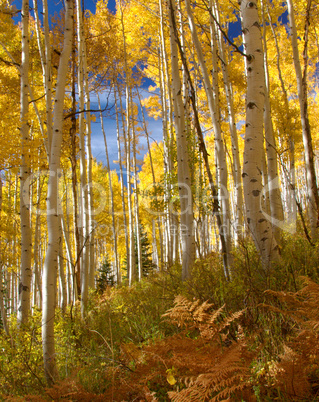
left=247, top=101, right=257, bottom=109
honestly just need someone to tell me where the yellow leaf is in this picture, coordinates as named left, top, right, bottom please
left=166, top=369, right=176, bottom=385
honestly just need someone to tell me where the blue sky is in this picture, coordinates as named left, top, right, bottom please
left=12, top=0, right=163, bottom=171
left=90, top=89, right=163, bottom=171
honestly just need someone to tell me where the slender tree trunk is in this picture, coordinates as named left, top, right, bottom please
left=137, top=88, right=163, bottom=270
left=42, top=0, right=73, bottom=385
left=240, top=0, right=280, bottom=269
left=33, top=171, right=42, bottom=308
left=70, top=45, right=81, bottom=297
left=215, top=0, right=244, bottom=236
left=0, top=175, right=10, bottom=336
left=76, top=0, right=90, bottom=316
left=168, top=0, right=195, bottom=280
left=18, top=0, right=32, bottom=327
left=98, top=95, right=120, bottom=284
left=261, top=0, right=284, bottom=241
left=131, top=100, right=143, bottom=281
left=80, top=5, right=95, bottom=289
left=185, top=0, right=232, bottom=273
left=287, top=0, right=319, bottom=240
left=159, top=0, right=174, bottom=266
left=58, top=225, right=67, bottom=315
left=114, top=81, right=130, bottom=280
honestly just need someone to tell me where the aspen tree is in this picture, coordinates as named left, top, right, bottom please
left=18, top=0, right=32, bottom=327
left=42, top=0, right=73, bottom=384
left=80, top=4, right=95, bottom=289
left=131, top=100, right=143, bottom=281
left=287, top=0, right=319, bottom=240
left=159, top=0, right=177, bottom=265
left=98, top=95, right=120, bottom=283
left=76, top=0, right=90, bottom=315
left=137, top=88, right=163, bottom=269
left=0, top=174, right=10, bottom=336
left=119, top=0, right=136, bottom=284
left=168, top=0, right=195, bottom=280
left=114, top=80, right=130, bottom=279
left=32, top=170, right=42, bottom=308
left=185, top=0, right=232, bottom=271
left=33, top=0, right=52, bottom=154
left=267, top=4, right=297, bottom=227
left=240, top=0, right=280, bottom=268
left=260, top=0, right=284, bottom=241
left=70, top=42, right=81, bottom=297
left=214, top=0, right=244, bottom=235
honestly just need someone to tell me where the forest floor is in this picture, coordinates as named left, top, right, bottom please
left=1, top=235, right=319, bottom=401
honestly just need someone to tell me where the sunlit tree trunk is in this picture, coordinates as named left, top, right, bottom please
left=267, top=4, right=296, bottom=227
left=168, top=0, right=195, bottom=280
left=185, top=0, right=232, bottom=274
left=33, top=171, right=42, bottom=308
left=42, top=0, right=73, bottom=385
left=0, top=175, right=10, bottom=336
left=80, top=4, right=95, bottom=289
left=99, top=95, right=120, bottom=283
left=70, top=45, right=81, bottom=298
left=76, top=0, right=90, bottom=316
left=159, top=0, right=175, bottom=266
left=137, top=88, right=163, bottom=270
left=287, top=0, right=319, bottom=240
left=58, top=222, right=67, bottom=315
left=114, top=80, right=130, bottom=279
left=215, top=1, right=244, bottom=236
left=18, top=0, right=32, bottom=327
left=240, top=0, right=280, bottom=269
left=119, top=1, right=136, bottom=284
left=261, top=0, right=284, bottom=241
left=33, top=0, right=52, bottom=154
left=131, top=103, right=143, bottom=281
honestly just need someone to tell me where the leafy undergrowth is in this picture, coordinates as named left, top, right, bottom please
left=1, top=236, right=319, bottom=401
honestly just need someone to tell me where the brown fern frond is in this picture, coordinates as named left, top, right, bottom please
left=216, top=309, right=246, bottom=334
left=162, top=296, right=200, bottom=328
left=162, top=297, right=255, bottom=401
left=262, top=277, right=319, bottom=399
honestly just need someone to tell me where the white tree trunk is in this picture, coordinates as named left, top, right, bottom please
left=241, top=0, right=280, bottom=268
left=287, top=0, right=319, bottom=240
left=0, top=175, right=10, bottom=336
left=18, top=0, right=32, bottom=327
left=76, top=0, right=90, bottom=316
left=261, top=0, right=284, bottom=241
left=42, top=0, right=73, bottom=385
left=168, top=0, right=195, bottom=280
left=99, top=95, right=120, bottom=283
left=185, top=0, right=232, bottom=272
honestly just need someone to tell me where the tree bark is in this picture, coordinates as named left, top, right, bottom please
left=240, top=0, right=280, bottom=269
left=287, top=0, right=319, bottom=240
left=168, top=0, right=195, bottom=280
left=42, top=0, right=73, bottom=385
left=18, top=0, right=32, bottom=327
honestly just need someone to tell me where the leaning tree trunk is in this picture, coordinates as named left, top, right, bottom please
left=185, top=0, right=232, bottom=275
left=240, top=0, right=280, bottom=269
left=42, top=0, right=73, bottom=385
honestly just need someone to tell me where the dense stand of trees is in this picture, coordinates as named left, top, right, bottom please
left=0, top=0, right=319, bottom=384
